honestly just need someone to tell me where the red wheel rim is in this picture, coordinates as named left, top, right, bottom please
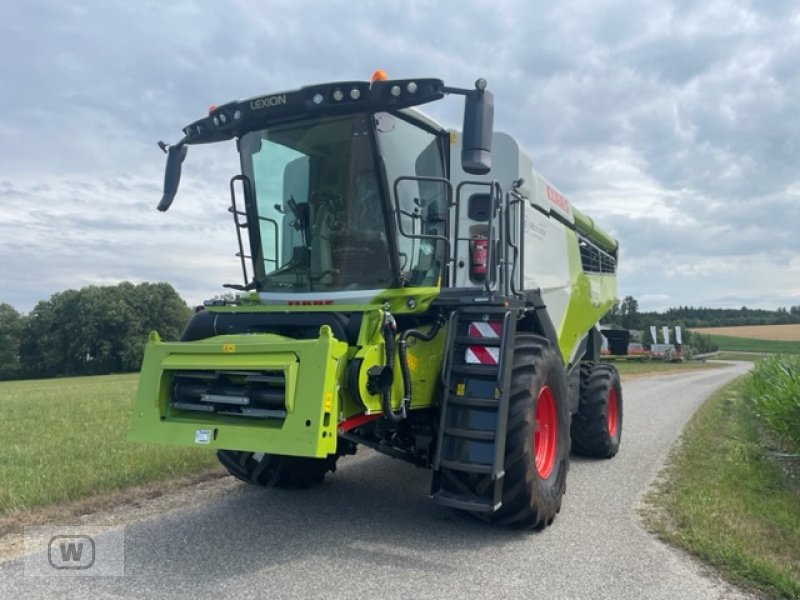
left=534, top=385, right=558, bottom=479
left=607, top=387, right=618, bottom=438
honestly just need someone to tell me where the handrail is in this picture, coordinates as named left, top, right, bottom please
left=392, top=175, right=453, bottom=285
left=229, top=175, right=251, bottom=284
left=229, top=175, right=279, bottom=286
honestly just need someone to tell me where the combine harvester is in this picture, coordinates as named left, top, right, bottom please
left=130, top=72, right=622, bottom=529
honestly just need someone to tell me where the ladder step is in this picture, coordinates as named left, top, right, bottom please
left=450, top=364, right=500, bottom=377
left=438, top=458, right=494, bottom=475
left=430, top=308, right=516, bottom=510
left=431, top=491, right=500, bottom=513
left=446, top=395, right=498, bottom=409
left=443, top=427, right=495, bottom=441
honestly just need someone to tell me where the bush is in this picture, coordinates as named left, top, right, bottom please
left=686, top=331, right=719, bottom=354
left=745, top=355, right=800, bottom=451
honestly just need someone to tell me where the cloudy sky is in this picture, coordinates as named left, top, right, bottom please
left=1, top=0, right=798, bottom=313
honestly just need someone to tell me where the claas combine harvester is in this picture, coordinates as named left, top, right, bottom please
left=130, top=72, right=622, bottom=529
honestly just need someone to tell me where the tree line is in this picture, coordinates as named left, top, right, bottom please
left=0, top=282, right=191, bottom=381
left=603, top=296, right=800, bottom=331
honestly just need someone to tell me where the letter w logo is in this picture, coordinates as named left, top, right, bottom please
left=47, top=534, right=96, bottom=570
left=60, top=542, right=84, bottom=562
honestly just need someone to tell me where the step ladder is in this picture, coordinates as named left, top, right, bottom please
left=430, top=308, right=516, bottom=513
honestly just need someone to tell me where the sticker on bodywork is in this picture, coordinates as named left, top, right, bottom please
left=194, top=429, right=213, bottom=445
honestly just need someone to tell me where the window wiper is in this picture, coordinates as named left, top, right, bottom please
left=286, top=195, right=311, bottom=247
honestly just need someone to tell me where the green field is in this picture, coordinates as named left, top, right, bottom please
left=0, top=374, right=219, bottom=515
left=644, top=379, right=800, bottom=598
left=714, top=352, right=762, bottom=362
left=709, top=335, right=800, bottom=354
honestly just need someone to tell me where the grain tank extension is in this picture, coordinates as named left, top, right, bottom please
left=130, top=75, right=622, bottom=528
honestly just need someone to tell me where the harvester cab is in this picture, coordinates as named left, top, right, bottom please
left=131, top=74, right=622, bottom=529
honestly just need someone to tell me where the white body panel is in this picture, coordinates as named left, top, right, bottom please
left=449, top=132, right=579, bottom=332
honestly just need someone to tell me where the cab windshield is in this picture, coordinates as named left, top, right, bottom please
left=239, top=112, right=446, bottom=292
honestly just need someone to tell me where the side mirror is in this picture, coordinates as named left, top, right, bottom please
left=157, top=143, right=188, bottom=212
left=461, top=87, right=494, bottom=175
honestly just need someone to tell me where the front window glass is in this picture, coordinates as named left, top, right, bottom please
left=240, top=115, right=392, bottom=292
left=375, top=113, right=447, bottom=287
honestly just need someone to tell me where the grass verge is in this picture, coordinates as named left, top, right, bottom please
left=610, top=360, right=721, bottom=379
left=0, top=374, right=221, bottom=516
left=642, top=378, right=800, bottom=598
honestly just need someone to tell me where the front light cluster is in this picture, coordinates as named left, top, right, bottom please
left=390, top=82, right=420, bottom=97
left=211, top=107, right=242, bottom=128
left=328, top=86, right=366, bottom=103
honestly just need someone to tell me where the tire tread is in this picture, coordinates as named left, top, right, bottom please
left=570, top=362, right=623, bottom=458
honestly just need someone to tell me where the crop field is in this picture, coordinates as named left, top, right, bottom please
left=0, top=374, right=219, bottom=515
left=691, top=324, right=800, bottom=340
left=708, top=336, right=800, bottom=354
left=689, top=325, right=800, bottom=354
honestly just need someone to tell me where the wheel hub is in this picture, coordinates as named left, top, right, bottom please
left=534, top=385, right=558, bottom=479
left=607, top=387, right=618, bottom=438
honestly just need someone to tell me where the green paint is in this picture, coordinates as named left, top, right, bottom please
left=557, top=229, right=617, bottom=364
left=130, top=326, right=347, bottom=457
left=130, top=310, right=447, bottom=456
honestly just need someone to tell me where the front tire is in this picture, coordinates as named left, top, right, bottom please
left=437, top=334, right=570, bottom=529
left=489, top=334, right=571, bottom=528
left=570, top=362, right=623, bottom=458
left=217, top=450, right=338, bottom=488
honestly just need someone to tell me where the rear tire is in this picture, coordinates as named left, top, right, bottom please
left=217, top=450, right=338, bottom=488
left=570, top=362, right=623, bottom=458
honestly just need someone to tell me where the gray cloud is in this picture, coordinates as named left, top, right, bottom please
left=1, top=0, right=798, bottom=313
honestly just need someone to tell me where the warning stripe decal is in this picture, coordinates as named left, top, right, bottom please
left=465, top=345, right=500, bottom=365
left=468, top=321, right=502, bottom=338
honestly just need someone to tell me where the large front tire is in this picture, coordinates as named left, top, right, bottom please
left=217, top=450, right=338, bottom=488
left=570, top=362, right=623, bottom=458
left=489, top=334, right=571, bottom=528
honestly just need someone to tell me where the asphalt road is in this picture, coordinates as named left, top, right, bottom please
left=1, top=362, right=756, bottom=599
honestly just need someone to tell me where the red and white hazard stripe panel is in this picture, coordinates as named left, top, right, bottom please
left=467, top=321, right=502, bottom=339
left=465, top=345, right=500, bottom=364
left=465, top=321, right=503, bottom=365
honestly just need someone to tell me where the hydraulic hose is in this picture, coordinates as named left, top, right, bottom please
left=380, top=311, right=405, bottom=422
left=398, top=316, right=446, bottom=412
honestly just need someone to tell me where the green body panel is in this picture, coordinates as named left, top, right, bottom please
left=555, top=226, right=618, bottom=364
left=129, top=327, right=347, bottom=457
left=344, top=323, right=446, bottom=416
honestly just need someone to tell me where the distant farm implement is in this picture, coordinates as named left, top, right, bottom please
left=600, top=325, right=698, bottom=361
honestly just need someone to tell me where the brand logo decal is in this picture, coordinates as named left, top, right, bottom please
left=250, top=95, right=287, bottom=110
left=546, top=184, right=570, bottom=213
